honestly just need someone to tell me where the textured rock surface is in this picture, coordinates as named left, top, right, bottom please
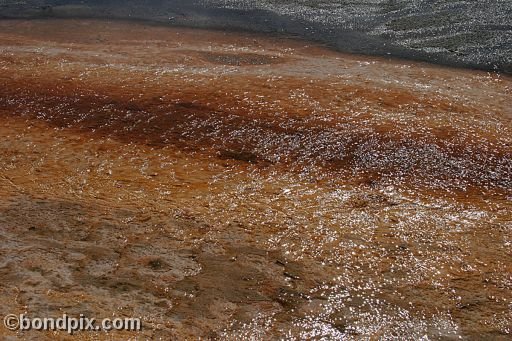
left=0, top=0, right=511, bottom=73
left=0, top=20, right=510, bottom=339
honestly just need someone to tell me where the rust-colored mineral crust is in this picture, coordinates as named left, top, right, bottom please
left=0, top=20, right=510, bottom=339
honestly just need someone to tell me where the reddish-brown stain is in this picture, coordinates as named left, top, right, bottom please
left=0, top=19, right=510, bottom=196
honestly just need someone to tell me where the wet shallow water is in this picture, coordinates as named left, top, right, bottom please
left=0, top=19, right=511, bottom=339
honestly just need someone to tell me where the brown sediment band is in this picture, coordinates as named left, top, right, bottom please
left=0, top=76, right=510, bottom=194
left=196, top=51, right=283, bottom=66
left=0, top=19, right=510, bottom=195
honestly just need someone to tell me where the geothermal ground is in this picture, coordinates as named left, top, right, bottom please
left=0, top=19, right=511, bottom=339
left=1, top=0, right=511, bottom=73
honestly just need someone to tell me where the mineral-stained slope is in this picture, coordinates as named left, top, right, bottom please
left=0, top=20, right=511, bottom=339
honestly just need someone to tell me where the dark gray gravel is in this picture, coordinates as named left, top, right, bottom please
left=0, top=0, right=511, bottom=73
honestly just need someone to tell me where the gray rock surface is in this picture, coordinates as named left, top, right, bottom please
left=0, top=1, right=511, bottom=72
